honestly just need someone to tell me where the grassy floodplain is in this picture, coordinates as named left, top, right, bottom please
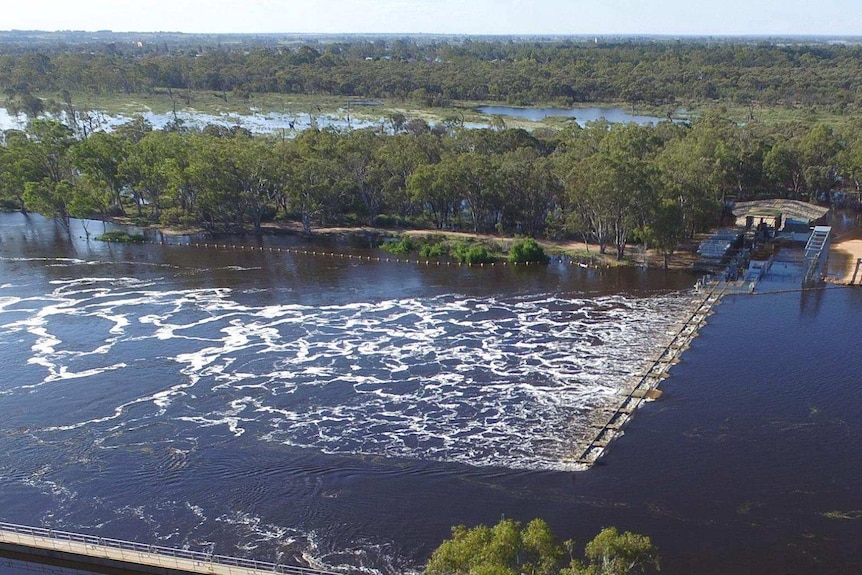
left=29, top=88, right=862, bottom=132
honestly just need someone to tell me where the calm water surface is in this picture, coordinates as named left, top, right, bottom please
left=1, top=213, right=861, bottom=575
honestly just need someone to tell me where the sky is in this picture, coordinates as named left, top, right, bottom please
left=3, top=0, right=862, bottom=36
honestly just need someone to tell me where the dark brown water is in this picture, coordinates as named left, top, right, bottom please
left=1, top=213, right=861, bottom=575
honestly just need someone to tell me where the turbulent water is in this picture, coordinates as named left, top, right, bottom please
left=1, top=271, right=689, bottom=470
left=0, top=214, right=698, bottom=572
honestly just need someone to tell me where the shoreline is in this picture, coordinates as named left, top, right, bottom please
left=121, top=217, right=702, bottom=272
left=828, top=238, right=862, bottom=285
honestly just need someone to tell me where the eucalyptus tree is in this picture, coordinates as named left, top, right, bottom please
left=69, top=130, right=129, bottom=213
left=338, top=129, right=386, bottom=225
left=425, top=519, right=564, bottom=575
left=836, top=118, right=862, bottom=194
left=0, top=129, right=38, bottom=210
left=372, top=132, right=443, bottom=220
left=563, top=123, right=656, bottom=260
left=286, top=128, right=351, bottom=235
left=425, top=518, right=659, bottom=575
left=20, top=119, right=77, bottom=226
left=499, top=147, right=561, bottom=236
left=655, top=134, right=716, bottom=238
left=567, top=527, right=660, bottom=575
left=119, top=130, right=178, bottom=219
left=407, top=162, right=459, bottom=230
left=563, top=153, right=612, bottom=254
left=67, top=178, right=112, bottom=237
left=451, top=152, right=503, bottom=234
left=218, top=134, right=283, bottom=233
left=797, top=123, right=842, bottom=201
left=763, top=140, right=806, bottom=199
left=637, top=198, right=685, bottom=269
left=686, top=110, right=747, bottom=204
left=182, top=134, right=248, bottom=231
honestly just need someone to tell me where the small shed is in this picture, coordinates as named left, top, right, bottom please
left=732, top=200, right=829, bottom=233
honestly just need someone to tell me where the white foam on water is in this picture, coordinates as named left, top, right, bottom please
left=215, top=510, right=294, bottom=545
left=219, top=266, right=263, bottom=271
left=1, top=272, right=693, bottom=471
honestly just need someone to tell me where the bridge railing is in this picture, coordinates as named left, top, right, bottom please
left=0, top=521, right=339, bottom=575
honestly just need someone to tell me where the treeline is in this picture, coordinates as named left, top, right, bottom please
left=3, top=111, right=859, bottom=263
left=425, top=518, right=659, bottom=575
left=4, top=40, right=862, bottom=110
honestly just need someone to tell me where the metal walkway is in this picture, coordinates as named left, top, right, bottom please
left=0, top=521, right=338, bottom=575
left=573, top=282, right=728, bottom=468
left=803, top=226, right=831, bottom=284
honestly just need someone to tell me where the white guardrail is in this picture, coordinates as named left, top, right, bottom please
left=0, top=521, right=340, bottom=575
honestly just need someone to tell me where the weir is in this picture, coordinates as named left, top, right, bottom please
left=803, top=226, right=831, bottom=284
left=0, top=521, right=337, bottom=575
left=573, top=281, right=729, bottom=468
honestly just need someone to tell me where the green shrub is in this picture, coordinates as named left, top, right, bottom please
left=380, top=236, right=417, bottom=254
left=450, top=241, right=494, bottom=264
left=95, top=230, right=146, bottom=243
left=419, top=242, right=448, bottom=258
left=508, top=238, right=549, bottom=264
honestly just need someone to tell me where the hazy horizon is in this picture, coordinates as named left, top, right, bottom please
left=4, top=0, right=862, bottom=37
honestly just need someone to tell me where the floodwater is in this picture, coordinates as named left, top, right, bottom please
left=0, top=107, right=382, bottom=135
left=0, top=104, right=669, bottom=135
left=475, top=105, right=669, bottom=125
left=1, top=213, right=862, bottom=575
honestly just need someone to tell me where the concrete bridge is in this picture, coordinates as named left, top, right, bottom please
left=0, top=521, right=340, bottom=575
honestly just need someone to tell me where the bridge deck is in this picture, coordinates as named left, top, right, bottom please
left=0, top=522, right=334, bottom=575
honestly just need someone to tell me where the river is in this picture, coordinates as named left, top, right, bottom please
left=1, top=213, right=861, bottom=574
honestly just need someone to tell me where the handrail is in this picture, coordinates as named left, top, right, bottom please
left=0, top=521, right=340, bottom=575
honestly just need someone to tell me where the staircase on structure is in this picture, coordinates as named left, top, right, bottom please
left=803, top=226, right=831, bottom=284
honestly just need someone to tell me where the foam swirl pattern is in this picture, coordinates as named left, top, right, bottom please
left=0, top=274, right=690, bottom=471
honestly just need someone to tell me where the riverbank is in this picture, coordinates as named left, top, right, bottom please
left=259, top=221, right=703, bottom=270
left=829, top=238, right=862, bottom=285
left=105, top=216, right=703, bottom=271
